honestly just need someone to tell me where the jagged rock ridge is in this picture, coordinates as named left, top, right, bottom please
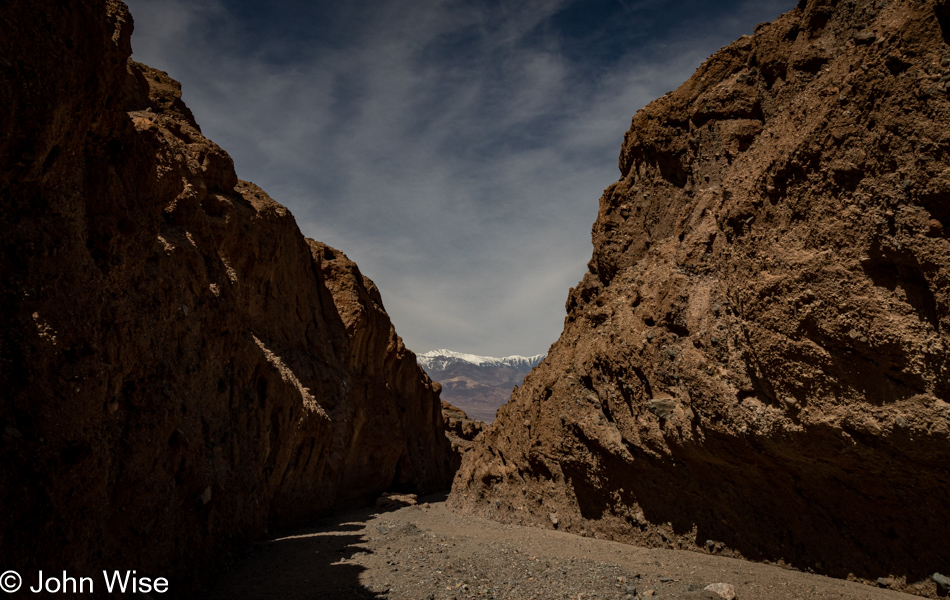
left=451, top=0, right=950, bottom=596
left=0, top=0, right=452, bottom=594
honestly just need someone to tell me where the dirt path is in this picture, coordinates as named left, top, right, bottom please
left=209, top=495, right=917, bottom=600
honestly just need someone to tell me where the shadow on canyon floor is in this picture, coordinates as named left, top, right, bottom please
left=208, top=492, right=925, bottom=600
left=208, top=495, right=449, bottom=600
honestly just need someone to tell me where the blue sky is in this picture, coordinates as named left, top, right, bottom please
left=124, top=0, right=794, bottom=357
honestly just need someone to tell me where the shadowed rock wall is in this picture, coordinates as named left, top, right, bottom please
left=451, top=0, right=950, bottom=596
left=0, top=0, right=452, bottom=594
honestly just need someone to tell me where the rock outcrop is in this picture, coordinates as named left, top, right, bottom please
left=451, top=0, right=950, bottom=596
left=441, top=400, right=488, bottom=469
left=0, top=0, right=452, bottom=594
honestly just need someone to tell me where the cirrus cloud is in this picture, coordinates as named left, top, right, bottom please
left=125, top=0, right=794, bottom=357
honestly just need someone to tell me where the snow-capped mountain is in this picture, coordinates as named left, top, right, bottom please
left=417, top=349, right=546, bottom=423
left=417, top=349, right=546, bottom=372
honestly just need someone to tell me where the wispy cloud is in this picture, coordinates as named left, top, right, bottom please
left=125, top=0, right=794, bottom=357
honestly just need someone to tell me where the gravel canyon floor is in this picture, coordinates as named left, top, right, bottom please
left=209, top=496, right=919, bottom=600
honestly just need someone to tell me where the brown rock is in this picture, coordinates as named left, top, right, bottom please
left=451, top=0, right=950, bottom=596
left=441, top=399, right=487, bottom=470
left=704, top=582, right=737, bottom=600
left=375, top=493, right=419, bottom=509
left=310, top=242, right=455, bottom=500
left=0, top=0, right=452, bottom=592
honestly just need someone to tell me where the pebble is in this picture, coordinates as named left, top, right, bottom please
left=705, top=582, right=737, bottom=599
left=933, top=572, right=950, bottom=593
left=854, top=32, right=877, bottom=44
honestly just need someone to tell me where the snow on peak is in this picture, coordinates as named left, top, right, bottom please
left=417, top=349, right=546, bottom=371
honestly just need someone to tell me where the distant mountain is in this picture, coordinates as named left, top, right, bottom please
left=418, top=349, right=546, bottom=372
left=418, top=350, right=545, bottom=423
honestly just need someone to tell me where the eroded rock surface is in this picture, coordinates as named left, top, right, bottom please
left=441, top=399, right=488, bottom=469
left=0, top=0, right=452, bottom=593
left=451, top=0, right=950, bottom=596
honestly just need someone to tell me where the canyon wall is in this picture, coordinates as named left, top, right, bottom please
left=0, top=0, right=452, bottom=593
left=451, top=0, right=950, bottom=596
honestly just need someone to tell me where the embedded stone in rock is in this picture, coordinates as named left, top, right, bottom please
left=646, top=397, right=677, bottom=420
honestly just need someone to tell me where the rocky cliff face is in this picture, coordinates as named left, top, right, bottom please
left=310, top=241, right=454, bottom=498
left=0, top=0, right=452, bottom=593
left=451, top=0, right=950, bottom=596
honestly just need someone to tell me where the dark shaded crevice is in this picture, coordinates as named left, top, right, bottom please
left=861, top=243, right=939, bottom=332
left=936, top=0, right=950, bottom=45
